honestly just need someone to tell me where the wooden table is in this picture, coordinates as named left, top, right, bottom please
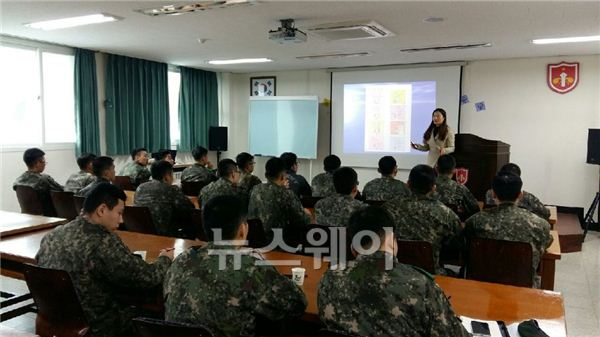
left=547, top=205, right=557, bottom=227
left=540, top=230, right=561, bottom=290
left=0, top=211, right=66, bottom=237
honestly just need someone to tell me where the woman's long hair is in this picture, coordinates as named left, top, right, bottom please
left=423, top=108, right=449, bottom=141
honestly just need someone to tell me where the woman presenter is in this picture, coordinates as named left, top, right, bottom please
left=411, top=108, right=455, bottom=166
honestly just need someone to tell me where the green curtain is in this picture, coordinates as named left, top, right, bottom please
left=178, top=66, right=218, bottom=151
left=74, top=48, right=100, bottom=156
left=105, top=54, right=170, bottom=155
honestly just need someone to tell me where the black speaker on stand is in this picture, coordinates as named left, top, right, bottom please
left=209, top=126, right=228, bottom=163
left=584, top=128, right=600, bottom=240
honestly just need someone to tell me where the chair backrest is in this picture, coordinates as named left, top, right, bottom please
left=466, top=237, right=533, bottom=287
left=181, top=181, right=208, bottom=197
left=172, top=208, right=207, bottom=241
left=51, top=191, right=78, bottom=221
left=396, top=240, right=436, bottom=274
left=73, top=196, right=85, bottom=215
left=133, top=317, right=213, bottom=337
left=122, top=206, right=157, bottom=235
left=300, top=196, right=322, bottom=209
left=316, top=329, right=362, bottom=337
left=246, top=218, right=267, bottom=248
left=15, top=186, right=58, bottom=217
left=364, top=200, right=385, bottom=206
left=114, top=176, right=136, bottom=191
left=23, top=264, right=89, bottom=337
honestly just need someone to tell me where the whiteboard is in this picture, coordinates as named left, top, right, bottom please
left=249, top=96, right=319, bottom=159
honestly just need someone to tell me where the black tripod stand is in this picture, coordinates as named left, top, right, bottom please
left=583, top=192, right=599, bottom=241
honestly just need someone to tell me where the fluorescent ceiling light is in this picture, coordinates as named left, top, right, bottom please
left=25, top=13, right=120, bottom=30
left=208, top=58, right=273, bottom=65
left=532, top=35, right=600, bottom=45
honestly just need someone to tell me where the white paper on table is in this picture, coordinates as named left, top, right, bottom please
left=460, top=316, right=503, bottom=337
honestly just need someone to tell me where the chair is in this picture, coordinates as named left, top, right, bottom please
left=364, top=200, right=385, bottom=206
left=122, top=206, right=157, bottom=235
left=133, top=317, right=213, bottom=337
left=316, top=329, right=362, bottom=337
left=246, top=219, right=267, bottom=248
left=300, top=196, right=322, bottom=209
left=172, top=208, right=207, bottom=241
left=23, top=264, right=89, bottom=337
left=15, top=186, right=57, bottom=217
left=396, top=240, right=436, bottom=274
left=181, top=181, right=208, bottom=197
left=466, top=237, right=533, bottom=287
left=114, top=176, right=136, bottom=191
left=51, top=191, right=78, bottom=221
left=73, top=196, right=85, bottom=215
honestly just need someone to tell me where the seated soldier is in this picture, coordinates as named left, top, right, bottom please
left=315, top=167, right=367, bottom=227
left=118, top=147, right=151, bottom=186
left=248, top=157, right=310, bottom=244
left=236, top=152, right=262, bottom=195
left=36, top=183, right=172, bottom=337
left=134, top=160, right=194, bottom=237
left=65, top=153, right=97, bottom=193
left=434, top=154, right=480, bottom=220
left=155, top=149, right=175, bottom=165
left=362, top=156, right=411, bottom=201
left=318, top=206, right=470, bottom=337
left=280, top=152, right=312, bottom=197
left=383, top=165, right=462, bottom=274
left=164, top=195, right=307, bottom=337
left=465, top=173, right=553, bottom=288
left=199, top=159, right=244, bottom=208
left=311, top=155, right=341, bottom=197
left=13, top=147, right=64, bottom=193
left=484, top=163, right=550, bottom=220
left=181, top=146, right=217, bottom=184
left=77, top=156, right=116, bottom=197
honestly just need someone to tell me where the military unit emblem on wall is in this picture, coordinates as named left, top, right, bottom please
left=455, top=168, right=469, bottom=185
left=547, top=61, right=579, bottom=94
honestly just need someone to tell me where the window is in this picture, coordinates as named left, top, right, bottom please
left=168, top=70, right=181, bottom=147
left=0, top=43, right=75, bottom=148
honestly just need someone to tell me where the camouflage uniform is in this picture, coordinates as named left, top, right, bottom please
left=311, top=172, right=336, bottom=198
left=287, top=170, right=312, bottom=197
left=13, top=171, right=64, bottom=192
left=315, top=194, right=367, bottom=227
left=248, top=182, right=310, bottom=242
left=318, top=251, right=470, bottom=337
left=64, top=171, right=96, bottom=193
left=434, top=175, right=480, bottom=219
left=164, top=243, right=307, bottom=337
left=118, top=161, right=151, bottom=186
left=362, top=176, right=411, bottom=201
left=76, top=177, right=110, bottom=197
left=134, top=180, right=194, bottom=237
left=237, top=172, right=262, bottom=195
left=181, top=163, right=217, bottom=184
left=383, top=195, right=462, bottom=274
left=199, top=178, right=246, bottom=208
left=484, top=189, right=550, bottom=220
left=464, top=202, right=553, bottom=288
left=36, top=216, right=171, bottom=337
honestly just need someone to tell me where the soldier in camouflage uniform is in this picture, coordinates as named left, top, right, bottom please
left=363, top=156, right=411, bottom=201
left=315, top=167, right=367, bottom=227
left=181, top=146, right=217, bottom=184
left=77, top=157, right=116, bottom=197
left=311, top=155, right=341, bottom=198
left=164, top=195, right=307, bottom=337
left=36, top=183, right=172, bottom=337
left=318, top=206, right=470, bottom=337
left=199, top=159, right=245, bottom=208
left=483, top=163, right=550, bottom=220
left=465, top=173, right=553, bottom=288
left=236, top=152, right=262, bottom=195
left=118, top=147, right=151, bottom=186
left=434, top=154, right=480, bottom=220
left=64, top=153, right=97, bottom=193
left=154, top=149, right=175, bottom=165
left=13, top=148, right=64, bottom=193
left=248, top=157, right=310, bottom=244
left=134, top=160, right=194, bottom=237
left=383, top=165, right=462, bottom=274
left=281, top=152, right=312, bottom=197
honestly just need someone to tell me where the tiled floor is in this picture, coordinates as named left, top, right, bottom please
left=1, top=231, right=600, bottom=336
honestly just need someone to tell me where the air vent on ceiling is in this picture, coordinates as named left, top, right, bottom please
left=137, top=0, right=255, bottom=16
left=401, top=42, right=492, bottom=52
left=305, top=20, right=394, bottom=41
left=296, top=52, right=372, bottom=60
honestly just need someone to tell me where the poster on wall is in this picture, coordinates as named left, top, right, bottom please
left=547, top=61, right=579, bottom=94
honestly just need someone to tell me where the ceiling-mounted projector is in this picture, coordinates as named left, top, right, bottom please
left=268, top=19, right=307, bottom=44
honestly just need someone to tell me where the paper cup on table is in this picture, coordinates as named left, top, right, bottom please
left=133, top=250, right=147, bottom=261
left=291, top=267, right=305, bottom=286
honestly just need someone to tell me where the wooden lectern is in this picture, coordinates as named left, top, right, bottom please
left=453, top=134, right=510, bottom=201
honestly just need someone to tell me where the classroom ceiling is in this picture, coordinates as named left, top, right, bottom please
left=1, top=1, right=599, bottom=73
